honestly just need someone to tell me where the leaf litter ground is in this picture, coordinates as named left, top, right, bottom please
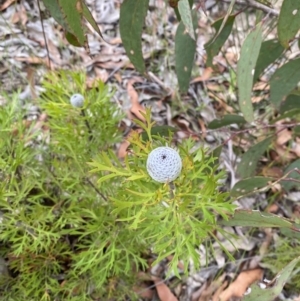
left=1, top=0, right=300, bottom=300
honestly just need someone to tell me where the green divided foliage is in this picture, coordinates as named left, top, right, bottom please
left=262, top=240, right=300, bottom=294
left=0, top=73, right=236, bottom=299
left=237, top=23, right=263, bottom=122
left=32, top=1, right=300, bottom=298
left=0, top=71, right=128, bottom=300
left=89, top=109, right=235, bottom=274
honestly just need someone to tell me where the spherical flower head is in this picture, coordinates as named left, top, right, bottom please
left=70, top=93, right=84, bottom=108
left=146, top=146, right=182, bottom=183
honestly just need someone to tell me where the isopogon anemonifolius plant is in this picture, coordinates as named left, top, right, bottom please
left=146, top=146, right=182, bottom=183
left=70, top=93, right=84, bottom=108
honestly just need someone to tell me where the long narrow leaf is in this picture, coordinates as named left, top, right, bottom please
left=119, top=0, right=149, bottom=74
left=237, top=23, right=262, bottom=122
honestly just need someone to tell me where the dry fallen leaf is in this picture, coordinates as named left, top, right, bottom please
left=0, top=0, right=15, bottom=11
left=117, top=129, right=143, bottom=159
left=276, top=128, right=292, bottom=146
left=11, top=4, right=27, bottom=25
left=191, top=67, right=213, bottom=83
left=127, top=79, right=146, bottom=122
left=151, top=276, right=178, bottom=301
left=218, top=268, right=264, bottom=301
left=212, top=280, right=229, bottom=301
left=15, top=56, right=52, bottom=69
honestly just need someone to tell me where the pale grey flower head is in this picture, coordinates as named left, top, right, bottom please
left=70, top=93, right=84, bottom=108
left=146, top=146, right=182, bottom=183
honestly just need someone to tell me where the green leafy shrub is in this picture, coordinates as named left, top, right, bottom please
left=263, top=237, right=300, bottom=293
left=0, top=71, right=235, bottom=299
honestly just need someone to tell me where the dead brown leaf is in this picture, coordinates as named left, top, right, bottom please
left=261, top=166, right=283, bottom=178
left=251, top=95, right=265, bottom=103
left=117, top=129, right=143, bottom=159
left=15, top=56, right=52, bottom=69
left=11, top=4, right=27, bottom=25
left=133, top=273, right=154, bottom=301
left=151, top=276, right=178, bottom=301
left=253, top=81, right=270, bottom=91
left=117, top=139, right=131, bottom=159
left=193, top=274, right=226, bottom=301
left=276, top=128, right=292, bottom=146
left=191, top=67, right=213, bottom=83
left=218, top=268, right=263, bottom=301
left=212, top=280, right=229, bottom=301
left=127, top=79, right=146, bottom=122
left=0, top=0, right=15, bottom=11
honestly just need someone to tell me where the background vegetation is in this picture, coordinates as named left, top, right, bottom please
left=1, top=0, right=300, bottom=300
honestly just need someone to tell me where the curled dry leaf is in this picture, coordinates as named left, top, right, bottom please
left=0, top=0, right=15, bottom=11
left=191, top=67, right=213, bottom=83
left=127, top=79, right=146, bottom=122
left=117, top=128, right=143, bottom=159
left=218, top=268, right=264, bottom=301
left=151, top=276, right=178, bottom=301
left=11, top=4, right=27, bottom=25
left=15, top=56, right=52, bottom=69
left=276, top=128, right=292, bottom=146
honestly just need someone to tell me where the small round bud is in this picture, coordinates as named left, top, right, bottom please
left=70, top=93, right=84, bottom=108
left=146, top=146, right=182, bottom=183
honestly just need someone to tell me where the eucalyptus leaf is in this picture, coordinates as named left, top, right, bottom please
left=175, top=10, right=197, bottom=92
left=279, top=93, right=300, bottom=114
left=237, top=23, right=263, bottom=122
left=237, top=136, right=273, bottom=178
left=219, top=209, right=293, bottom=228
left=119, top=0, right=149, bottom=74
left=178, top=0, right=195, bottom=40
left=244, top=257, right=300, bottom=301
left=281, top=159, right=300, bottom=191
left=58, top=0, right=85, bottom=46
left=42, top=0, right=70, bottom=30
left=208, top=114, right=246, bottom=129
left=278, top=0, right=300, bottom=48
left=205, top=15, right=235, bottom=67
left=270, top=58, right=300, bottom=107
left=231, top=176, right=274, bottom=198
left=254, top=39, right=284, bottom=81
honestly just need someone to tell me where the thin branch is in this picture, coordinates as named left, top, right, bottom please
left=85, top=178, right=108, bottom=203
left=222, top=0, right=279, bottom=16
left=36, top=0, right=51, bottom=69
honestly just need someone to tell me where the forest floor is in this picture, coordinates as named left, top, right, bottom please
left=1, top=0, right=300, bottom=300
